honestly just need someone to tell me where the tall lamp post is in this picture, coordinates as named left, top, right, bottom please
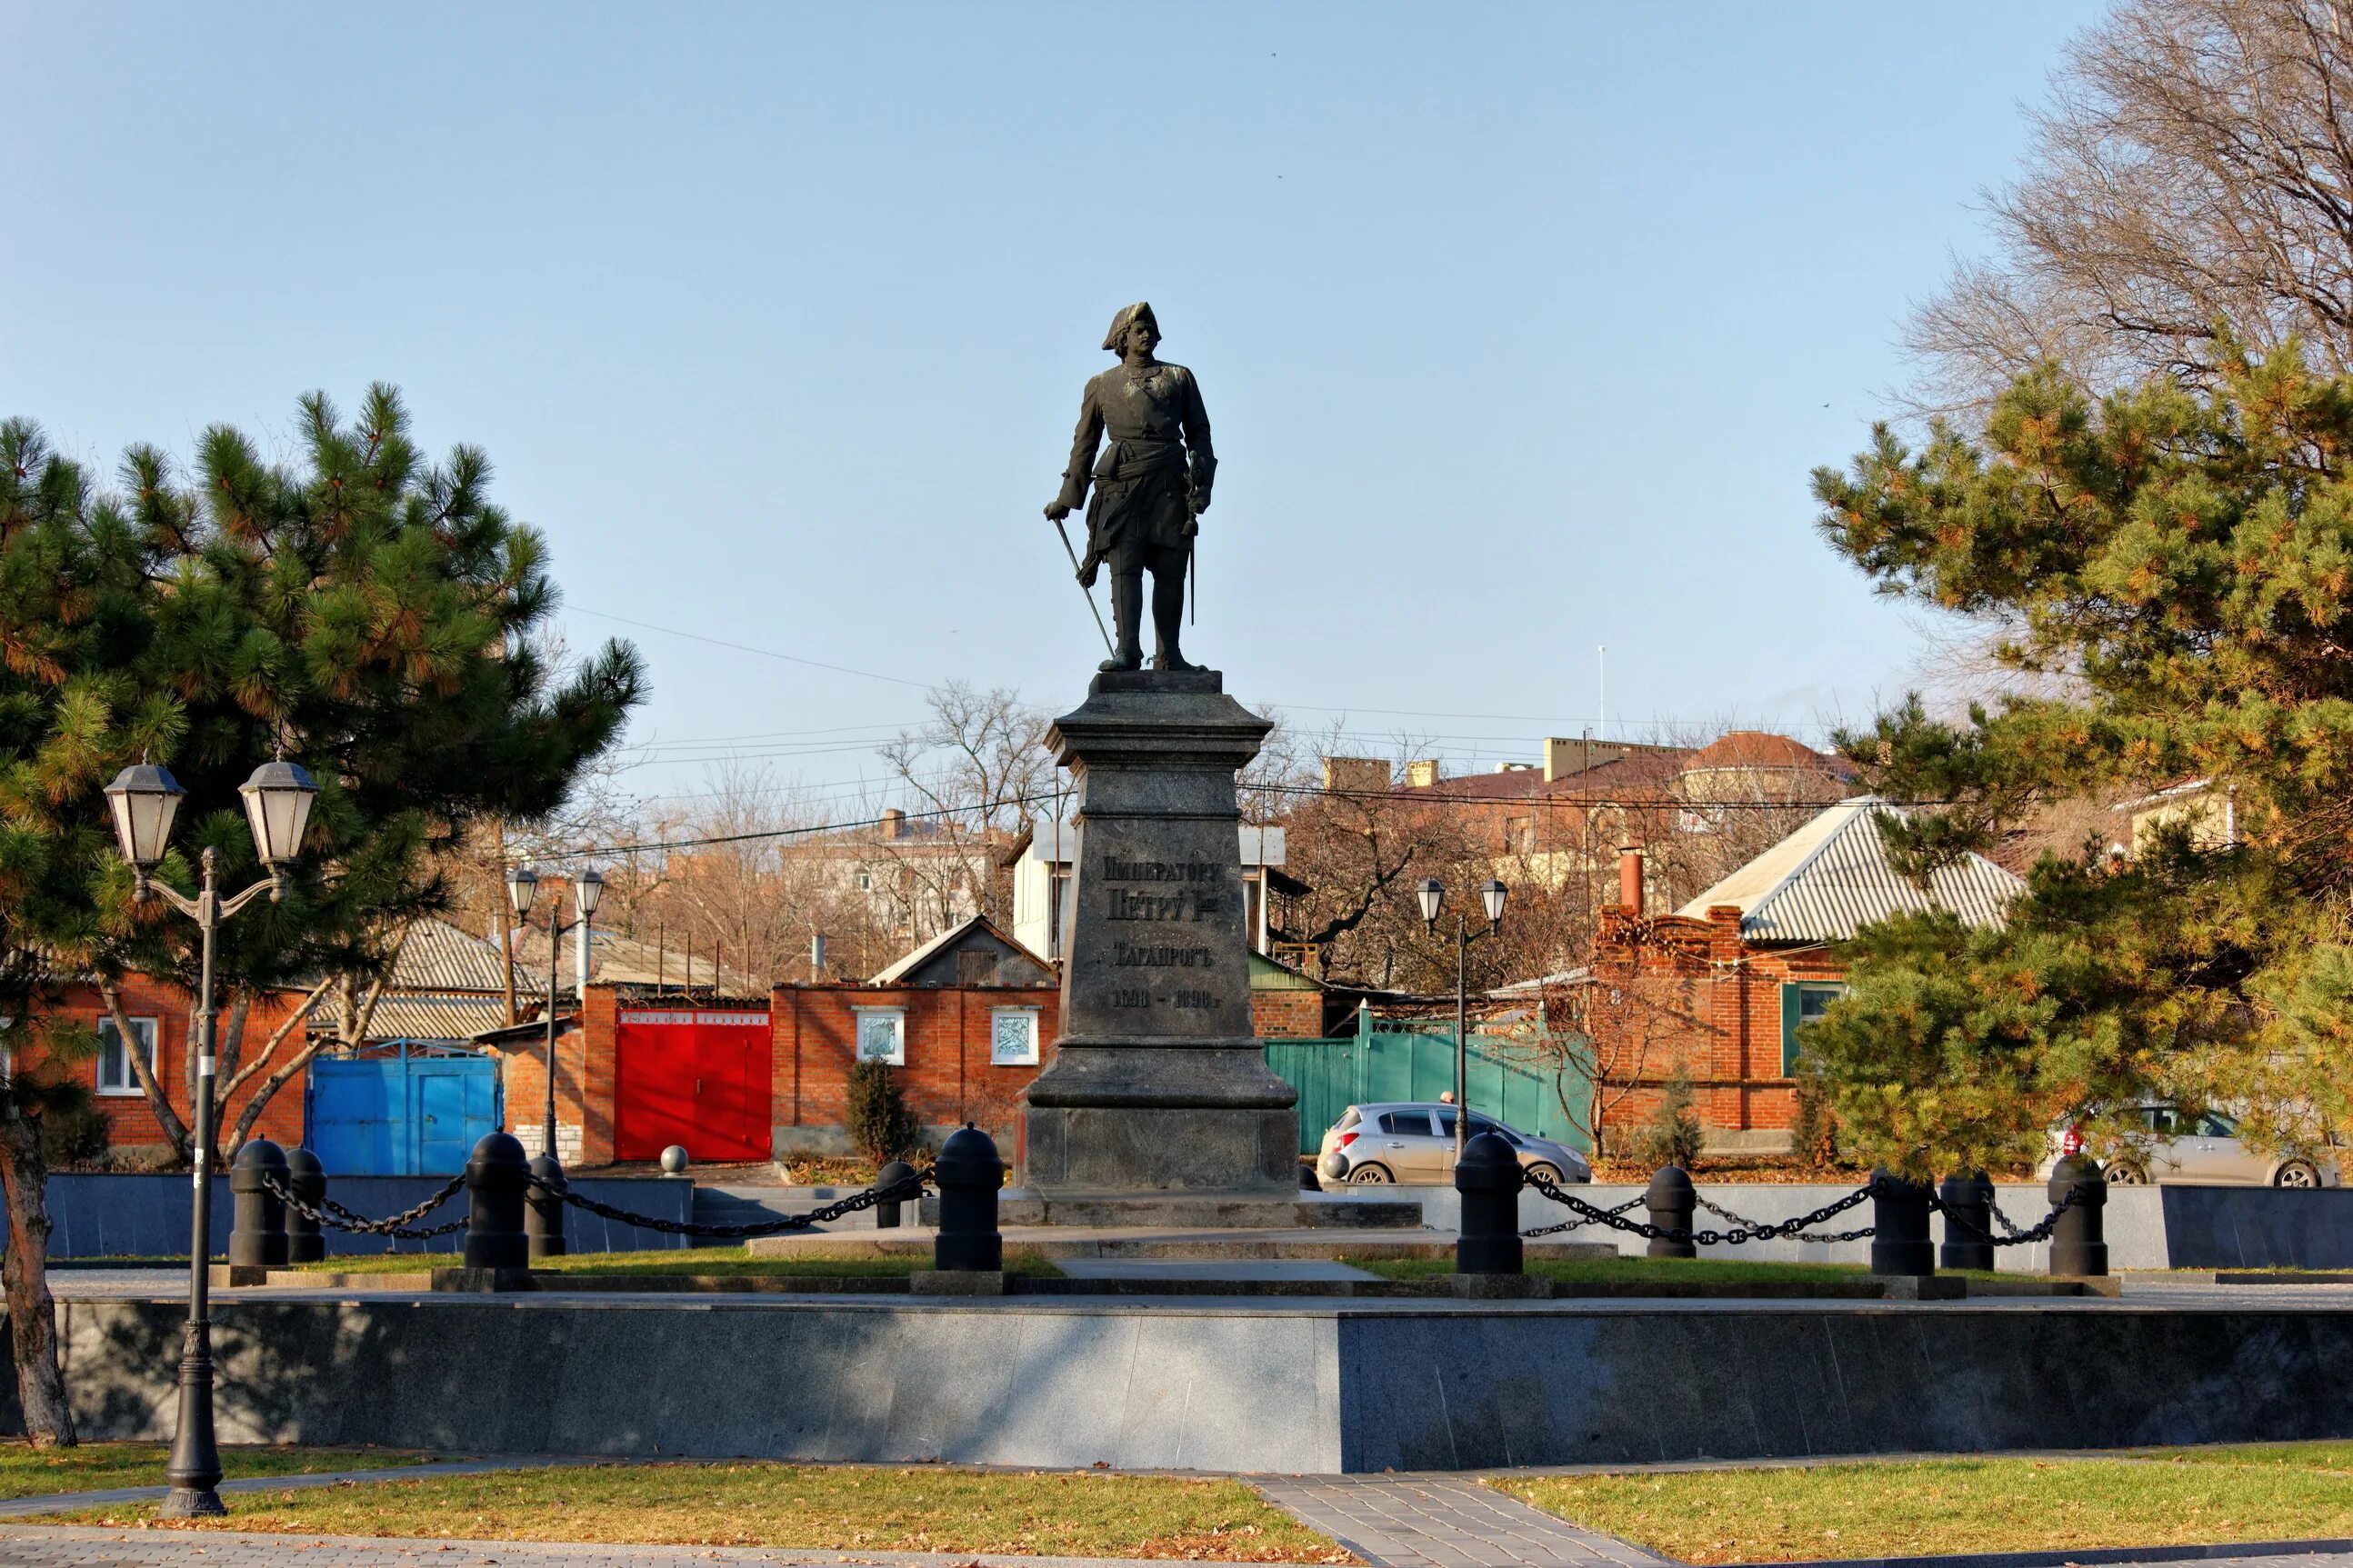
left=1417, top=876, right=1509, bottom=1162
left=504, top=865, right=601, bottom=1164
left=104, top=757, right=317, bottom=1521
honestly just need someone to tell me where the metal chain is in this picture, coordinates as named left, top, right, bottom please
left=1691, top=1191, right=1879, bottom=1246
left=1524, top=1170, right=1879, bottom=1246
left=1520, top=1193, right=1643, bottom=1237
left=262, top=1173, right=470, bottom=1241
left=525, top=1167, right=932, bottom=1239
left=1924, top=1183, right=2088, bottom=1247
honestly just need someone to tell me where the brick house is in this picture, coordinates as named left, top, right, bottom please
left=1576, top=796, right=2024, bottom=1154
left=20, top=975, right=315, bottom=1158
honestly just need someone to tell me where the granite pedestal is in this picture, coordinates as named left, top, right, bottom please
left=1021, top=669, right=1299, bottom=1203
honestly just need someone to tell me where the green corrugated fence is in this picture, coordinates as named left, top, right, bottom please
left=1262, top=1014, right=1590, bottom=1155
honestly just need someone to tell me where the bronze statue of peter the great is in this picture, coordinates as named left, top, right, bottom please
left=1044, top=302, right=1216, bottom=673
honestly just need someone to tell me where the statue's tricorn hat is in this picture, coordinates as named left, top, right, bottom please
left=1102, top=301, right=1159, bottom=352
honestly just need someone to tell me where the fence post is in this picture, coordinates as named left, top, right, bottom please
left=933, top=1125, right=1003, bottom=1272
left=1937, top=1172, right=1996, bottom=1273
left=227, top=1138, right=289, bottom=1268
left=1870, top=1168, right=1935, bottom=1276
left=285, top=1146, right=325, bottom=1265
left=876, top=1160, right=916, bottom=1229
left=2048, top=1156, right=2109, bottom=1276
left=526, top=1152, right=568, bottom=1261
left=1454, top=1132, right=1524, bottom=1274
left=462, top=1132, right=531, bottom=1272
left=1646, top=1164, right=1696, bottom=1260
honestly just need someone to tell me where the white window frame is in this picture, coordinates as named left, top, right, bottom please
left=990, top=1007, right=1040, bottom=1067
left=853, top=1006, right=906, bottom=1065
left=97, top=1015, right=159, bottom=1096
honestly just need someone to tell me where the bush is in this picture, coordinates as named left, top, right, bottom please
left=1632, top=1070, right=1705, bottom=1169
left=36, top=1091, right=112, bottom=1170
left=1790, top=1069, right=1840, bottom=1167
left=844, top=1058, right=920, bottom=1164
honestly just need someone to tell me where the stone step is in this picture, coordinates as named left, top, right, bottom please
left=690, top=1184, right=903, bottom=1232
left=914, top=1190, right=1424, bottom=1230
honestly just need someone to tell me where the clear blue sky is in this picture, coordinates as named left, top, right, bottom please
left=2, top=2, right=2102, bottom=810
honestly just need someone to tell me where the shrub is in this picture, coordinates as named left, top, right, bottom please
left=844, top=1058, right=920, bottom=1164
left=1790, top=1069, right=1840, bottom=1167
left=36, top=1090, right=111, bottom=1170
left=1632, top=1070, right=1705, bottom=1169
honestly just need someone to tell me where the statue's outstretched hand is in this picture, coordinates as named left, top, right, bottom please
left=1045, top=500, right=1073, bottom=523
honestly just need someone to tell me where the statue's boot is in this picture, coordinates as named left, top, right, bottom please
left=1100, top=572, right=1144, bottom=672
left=1150, top=564, right=1197, bottom=670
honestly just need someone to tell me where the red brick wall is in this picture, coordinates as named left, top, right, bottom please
left=1251, top=989, right=1325, bottom=1039
left=1583, top=904, right=1847, bottom=1137
left=775, top=984, right=1061, bottom=1142
left=21, top=978, right=312, bottom=1154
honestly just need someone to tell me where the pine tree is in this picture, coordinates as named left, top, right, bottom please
left=0, top=390, right=643, bottom=1440
left=1807, top=342, right=2353, bottom=1179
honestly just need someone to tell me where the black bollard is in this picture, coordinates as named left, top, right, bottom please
left=525, top=1152, right=568, bottom=1261
left=227, top=1138, right=289, bottom=1268
left=2048, top=1155, right=2109, bottom=1276
left=933, top=1124, right=1003, bottom=1272
left=285, top=1147, right=325, bottom=1265
left=875, top=1160, right=916, bottom=1229
left=462, top=1132, right=531, bottom=1272
left=1870, top=1167, right=1935, bottom=1276
left=1454, top=1132, right=1525, bottom=1274
left=1937, top=1171, right=1996, bottom=1273
left=1646, top=1164, right=1697, bottom=1260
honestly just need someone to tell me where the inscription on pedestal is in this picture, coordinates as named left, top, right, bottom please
left=1096, top=854, right=1230, bottom=1016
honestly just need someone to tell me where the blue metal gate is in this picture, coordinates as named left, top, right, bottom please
left=307, top=1043, right=503, bottom=1175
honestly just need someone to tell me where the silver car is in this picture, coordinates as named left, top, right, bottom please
left=2036, top=1104, right=2340, bottom=1188
left=1317, top=1102, right=1591, bottom=1186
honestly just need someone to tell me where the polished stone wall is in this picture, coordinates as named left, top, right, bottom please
left=27, top=1294, right=2353, bottom=1472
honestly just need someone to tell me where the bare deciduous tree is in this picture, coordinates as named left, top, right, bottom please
left=1908, top=0, right=2353, bottom=414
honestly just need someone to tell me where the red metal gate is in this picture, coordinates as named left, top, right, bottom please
left=614, top=1008, right=773, bottom=1163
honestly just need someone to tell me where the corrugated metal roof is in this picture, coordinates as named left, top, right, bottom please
left=1675, top=795, right=2024, bottom=943
left=350, top=994, right=519, bottom=1042
left=386, top=918, right=540, bottom=994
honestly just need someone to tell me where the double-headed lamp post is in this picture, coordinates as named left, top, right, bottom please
left=104, top=757, right=317, bottom=1521
left=503, top=865, right=601, bottom=1164
left=1417, top=876, right=1509, bottom=1162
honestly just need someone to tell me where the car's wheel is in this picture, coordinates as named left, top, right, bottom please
left=1525, top=1162, right=1565, bottom=1186
left=1347, top=1163, right=1395, bottom=1184
left=2275, top=1160, right=2322, bottom=1189
left=2105, top=1164, right=2148, bottom=1184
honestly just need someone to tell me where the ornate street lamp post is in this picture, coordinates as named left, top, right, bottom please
left=104, top=757, right=317, bottom=1520
left=1417, top=876, right=1509, bottom=1162
left=505, top=866, right=601, bottom=1164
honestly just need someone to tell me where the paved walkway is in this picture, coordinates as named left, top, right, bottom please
left=1252, top=1474, right=1669, bottom=1567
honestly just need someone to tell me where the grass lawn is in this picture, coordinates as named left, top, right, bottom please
left=0, top=1441, right=421, bottom=1501
left=1347, top=1254, right=1876, bottom=1286
left=1499, top=1443, right=2353, bottom=1563
left=287, top=1247, right=1062, bottom=1278
left=64, top=1461, right=1352, bottom=1561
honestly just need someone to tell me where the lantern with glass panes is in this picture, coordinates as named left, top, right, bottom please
left=506, top=863, right=602, bottom=1239
left=1416, top=876, right=1510, bottom=1160
left=101, top=756, right=317, bottom=1523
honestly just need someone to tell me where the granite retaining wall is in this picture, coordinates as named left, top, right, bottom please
left=17, top=1173, right=696, bottom=1257
left=22, top=1294, right=2351, bottom=1473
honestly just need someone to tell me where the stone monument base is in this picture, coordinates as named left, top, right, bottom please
left=1023, top=1044, right=1297, bottom=1195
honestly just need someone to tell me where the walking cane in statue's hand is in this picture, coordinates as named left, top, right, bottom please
left=1048, top=513, right=1116, bottom=656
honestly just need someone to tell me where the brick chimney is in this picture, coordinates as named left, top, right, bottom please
left=1618, top=844, right=1644, bottom=915
left=878, top=807, right=906, bottom=840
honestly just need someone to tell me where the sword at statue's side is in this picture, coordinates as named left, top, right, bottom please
left=1052, top=515, right=1116, bottom=655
